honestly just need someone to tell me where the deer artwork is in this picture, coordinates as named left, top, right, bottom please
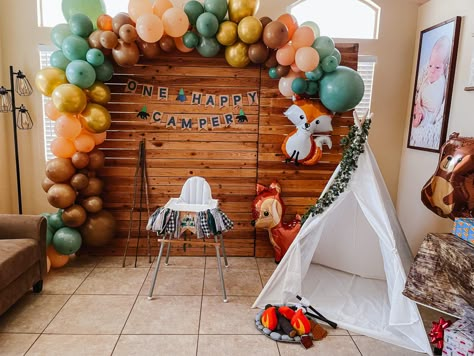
left=251, top=181, right=301, bottom=263
left=281, top=99, right=333, bottom=166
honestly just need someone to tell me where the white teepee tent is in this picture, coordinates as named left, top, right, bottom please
left=253, top=117, right=432, bottom=355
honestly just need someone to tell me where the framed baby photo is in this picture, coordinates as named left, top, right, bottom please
left=407, top=16, right=461, bottom=153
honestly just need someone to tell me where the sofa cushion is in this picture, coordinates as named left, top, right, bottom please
left=0, top=239, right=39, bottom=290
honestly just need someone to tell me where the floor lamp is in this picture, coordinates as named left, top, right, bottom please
left=0, top=66, right=34, bottom=214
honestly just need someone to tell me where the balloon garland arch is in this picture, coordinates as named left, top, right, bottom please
left=36, top=0, right=364, bottom=268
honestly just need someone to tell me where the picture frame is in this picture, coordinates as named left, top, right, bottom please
left=407, top=16, right=461, bottom=152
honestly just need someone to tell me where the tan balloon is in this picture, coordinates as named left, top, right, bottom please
left=71, top=152, right=90, bottom=169
left=112, top=12, right=135, bottom=35
left=80, top=210, right=116, bottom=247
left=228, top=0, right=260, bottom=23
left=119, top=24, right=138, bottom=43
left=112, top=39, right=140, bottom=67
left=87, top=149, right=105, bottom=170
left=88, top=30, right=104, bottom=49
left=35, top=67, right=68, bottom=97
left=47, top=184, right=76, bottom=209
left=136, top=38, right=161, bottom=59
left=70, top=173, right=89, bottom=190
left=52, top=84, right=87, bottom=114
left=45, top=158, right=76, bottom=183
left=61, top=204, right=87, bottom=227
left=80, top=177, right=104, bottom=197
left=42, top=177, right=55, bottom=193
left=238, top=16, right=262, bottom=44
left=84, top=82, right=111, bottom=106
left=216, top=21, right=238, bottom=46
left=100, top=30, right=119, bottom=49
left=82, top=196, right=103, bottom=213
left=225, top=41, right=250, bottom=68
left=80, top=103, right=111, bottom=133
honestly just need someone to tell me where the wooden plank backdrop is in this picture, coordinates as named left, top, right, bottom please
left=85, top=43, right=359, bottom=257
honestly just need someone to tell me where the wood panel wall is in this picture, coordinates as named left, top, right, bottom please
left=86, top=43, right=359, bottom=257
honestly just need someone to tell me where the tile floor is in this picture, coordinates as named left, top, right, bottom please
left=0, top=255, right=455, bottom=356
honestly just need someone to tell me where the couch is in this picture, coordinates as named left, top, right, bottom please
left=0, top=215, right=47, bottom=316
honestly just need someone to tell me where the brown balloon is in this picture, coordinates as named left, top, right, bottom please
left=46, top=158, right=76, bottom=183
left=70, top=173, right=89, bottom=191
left=248, top=41, right=269, bottom=64
left=88, top=30, right=104, bottom=49
left=119, top=24, right=138, bottom=43
left=100, top=48, right=112, bottom=57
left=259, top=16, right=272, bottom=29
left=42, top=177, right=55, bottom=193
left=80, top=210, right=116, bottom=247
left=276, top=64, right=290, bottom=77
left=72, top=152, right=90, bottom=169
left=264, top=50, right=278, bottom=69
left=112, top=39, right=140, bottom=67
left=159, top=35, right=176, bottom=53
left=100, top=31, right=119, bottom=49
left=263, top=21, right=289, bottom=49
left=80, top=177, right=104, bottom=197
left=62, top=204, right=87, bottom=227
left=87, top=149, right=105, bottom=170
left=421, top=132, right=474, bottom=220
left=136, top=38, right=161, bottom=59
left=47, top=183, right=76, bottom=209
left=82, top=196, right=103, bottom=213
left=112, top=12, right=135, bottom=35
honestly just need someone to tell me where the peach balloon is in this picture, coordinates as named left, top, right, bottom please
left=74, top=133, right=96, bottom=153
left=277, top=13, right=298, bottom=39
left=47, top=246, right=69, bottom=268
left=45, top=100, right=61, bottom=121
left=152, top=0, right=173, bottom=18
left=276, top=44, right=295, bottom=66
left=55, top=114, right=82, bottom=139
left=162, top=8, right=189, bottom=38
left=295, top=46, right=320, bottom=72
left=174, top=36, right=194, bottom=53
left=291, top=26, right=315, bottom=49
left=128, top=0, right=153, bottom=22
left=51, top=137, right=76, bottom=158
left=92, top=131, right=107, bottom=145
left=136, top=13, right=164, bottom=43
left=290, top=62, right=301, bottom=73
left=46, top=256, right=51, bottom=273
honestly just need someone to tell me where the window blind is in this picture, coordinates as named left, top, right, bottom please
left=39, top=45, right=55, bottom=161
left=356, top=55, right=377, bottom=117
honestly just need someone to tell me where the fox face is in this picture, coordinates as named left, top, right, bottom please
left=283, top=100, right=333, bottom=134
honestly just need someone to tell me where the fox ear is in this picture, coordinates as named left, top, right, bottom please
left=256, top=184, right=266, bottom=194
left=269, top=181, right=281, bottom=193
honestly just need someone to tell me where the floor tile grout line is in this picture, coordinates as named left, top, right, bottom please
left=348, top=333, right=364, bottom=355
left=195, top=255, right=208, bottom=356
left=23, top=260, right=99, bottom=355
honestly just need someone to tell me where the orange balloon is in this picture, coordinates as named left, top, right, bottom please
left=51, top=137, right=76, bottom=158
left=152, top=0, right=173, bottom=18
left=97, top=14, right=113, bottom=31
left=174, top=36, right=194, bottom=53
left=55, top=114, right=82, bottom=139
left=47, top=245, right=69, bottom=268
left=45, top=100, right=61, bottom=121
left=291, top=26, right=315, bottom=49
left=92, top=131, right=107, bottom=145
left=277, top=14, right=298, bottom=40
left=74, top=132, right=96, bottom=153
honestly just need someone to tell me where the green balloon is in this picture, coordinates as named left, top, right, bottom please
left=332, top=48, right=341, bottom=65
left=197, top=36, right=221, bottom=57
left=312, top=36, right=335, bottom=59
left=305, top=80, right=318, bottom=96
left=52, top=227, right=82, bottom=255
left=204, top=0, right=228, bottom=21
left=46, top=226, right=54, bottom=247
left=301, top=21, right=320, bottom=38
left=66, top=60, right=97, bottom=88
left=184, top=1, right=204, bottom=26
left=94, top=58, right=114, bottom=82
left=321, top=55, right=338, bottom=73
left=268, top=67, right=279, bottom=79
left=86, top=48, right=105, bottom=67
left=69, top=13, right=93, bottom=38
left=319, top=66, right=365, bottom=113
left=291, top=77, right=307, bottom=95
left=62, top=0, right=106, bottom=29
left=48, top=211, right=65, bottom=231
left=51, top=24, right=73, bottom=49
left=196, top=12, right=219, bottom=38
left=183, top=31, right=199, bottom=49
left=62, top=35, right=89, bottom=61
left=305, top=66, right=323, bottom=81
left=50, top=50, right=71, bottom=70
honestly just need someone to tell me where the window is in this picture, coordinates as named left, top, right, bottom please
left=39, top=45, right=55, bottom=161
left=288, top=0, right=380, bottom=39
left=356, top=56, right=376, bottom=116
left=37, top=0, right=129, bottom=27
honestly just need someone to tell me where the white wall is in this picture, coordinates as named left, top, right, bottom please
left=397, top=0, right=474, bottom=253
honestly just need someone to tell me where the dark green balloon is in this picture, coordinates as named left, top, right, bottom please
left=305, top=80, right=318, bottom=96
left=52, top=227, right=82, bottom=255
left=197, top=36, right=221, bottom=57
left=332, top=48, right=341, bottom=65
left=183, top=31, right=199, bottom=49
left=46, top=226, right=54, bottom=247
left=268, top=67, right=279, bottom=79
left=51, top=24, right=73, bottom=49
left=62, top=35, right=89, bottom=61
left=68, top=13, right=93, bottom=38
left=291, top=77, right=307, bottom=95
left=48, top=211, right=65, bottom=231
left=312, top=36, right=335, bottom=59
left=196, top=12, right=219, bottom=38
left=94, top=58, right=114, bottom=82
left=204, top=0, right=228, bottom=21
left=305, top=66, right=324, bottom=81
left=319, top=66, right=365, bottom=113
left=184, top=1, right=204, bottom=26
left=321, top=55, right=338, bottom=73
